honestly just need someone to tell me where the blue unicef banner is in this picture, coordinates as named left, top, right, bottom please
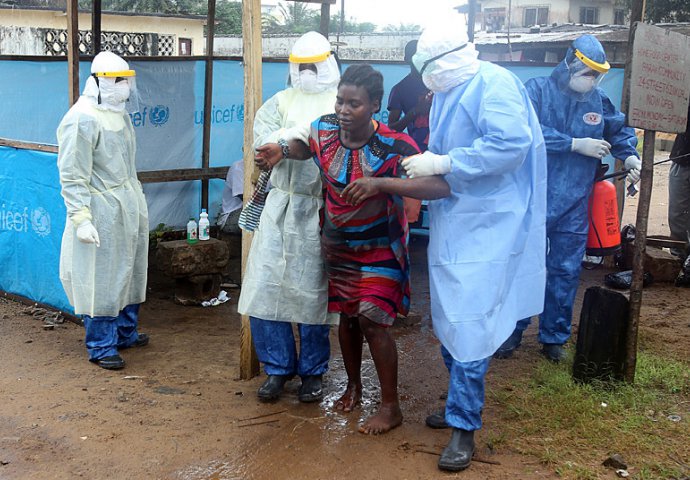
left=0, top=146, right=73, bottom=313
left=0, top=59, right=626, bottom=228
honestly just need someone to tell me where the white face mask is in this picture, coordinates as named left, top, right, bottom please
left=298, top=70, right=319, bottom=94
left=568, top=74, right=596, bottom=94
left=98, top=78, right=131, bottom=112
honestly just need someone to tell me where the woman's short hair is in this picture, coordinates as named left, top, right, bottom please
left=339, top=64, right=384, bottom=109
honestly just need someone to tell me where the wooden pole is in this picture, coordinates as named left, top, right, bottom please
left=622, top=0, right=646, bottom=383
left=91, top=0, right=101, bottom=54
left=201, top=0, right=217, bottom=212
left=240, top=0, right=262, bottom=380
left=320, top=2, right=330, bottom=37
left=625, top=130, right=654, bottom=382
left=467, top=0, right=476, bottom=43
left=66, top=0, right=80, bottom=106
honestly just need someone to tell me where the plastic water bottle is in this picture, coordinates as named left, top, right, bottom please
left=199, top=209, right=210, bottom=241
left=186, top=217, right=198, bottom=245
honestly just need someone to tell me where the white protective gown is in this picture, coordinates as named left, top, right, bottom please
left=427, top=61, right=547, bottom=362
left=57, top=97, right=149, bottom=317
left=238, top=88, right=338, bottom=325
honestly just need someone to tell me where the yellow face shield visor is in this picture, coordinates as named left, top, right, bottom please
left=288, top=51, right=331, bottom=64
left=574, top=49, right=610, bottom=74
left=93, top=69, right=136, bottom=78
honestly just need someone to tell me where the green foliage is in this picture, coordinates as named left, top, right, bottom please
left=618, top=0, right=690, bottom=22
left=328, top=13, right=376, bottom=34
left=382, top=23, right=421, bottom=33
left=262, top=1, right=320, bottom=34
left=490, top=351, right=690, bottom=479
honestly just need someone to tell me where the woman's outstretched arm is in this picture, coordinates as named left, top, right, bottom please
left=255, top=139, right=311, bottom=171
left=341, top=176, right=451, bottom=206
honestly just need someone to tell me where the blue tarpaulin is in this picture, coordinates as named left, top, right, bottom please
left=0, top=59, right=626, bottom=313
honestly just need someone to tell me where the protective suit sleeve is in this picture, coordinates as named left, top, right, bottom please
left=56, top=113, right=96, bottom=228
left=446, top=76, right=533, bottom=179
left=253, top=93, right=287, bottom=148
left=253, top=91, right=305, bottom=148
left=601, top=93, right=638, bottom=160
left=524, top=78, right=573, bottom=153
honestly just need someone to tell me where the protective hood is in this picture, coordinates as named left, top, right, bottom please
left=288, top=31, right=340, bottom=94
left=412, top=16, right=480, bottom=93
left=85, top=51, right=139, bottom=113
left=552, top=34, right=610, bottom=102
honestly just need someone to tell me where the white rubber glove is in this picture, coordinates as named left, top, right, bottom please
left=401, top=151, right=451, bottom=178
left=624, top=155, right=642, bottom=183
left=571, top=137, right=611, bottom=159
left=76, top=221, right=100, bottom=247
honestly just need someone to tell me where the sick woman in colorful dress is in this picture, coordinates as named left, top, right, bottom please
left=255, top=64, right=450, bottom=435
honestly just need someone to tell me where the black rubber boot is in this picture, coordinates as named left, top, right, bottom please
left=541, top=343, right=566, bottom=362
left=297, top=375, right=323, bottom=403
left=438, top=428, right=475, bottom=472
left=119, top=333, right=149, bottom=350
left=493, top=328, right=524, bottom=359
left=425, top=410, right=449, bottom=429
left=91, top=354, right=125, bottom=370
left=257, top=375, right=291, bottom=402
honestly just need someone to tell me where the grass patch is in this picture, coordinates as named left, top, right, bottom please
left=489, top=351, right=690, bottom=479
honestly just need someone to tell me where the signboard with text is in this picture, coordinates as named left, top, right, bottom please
left=627, top=22, right=690, bottom=133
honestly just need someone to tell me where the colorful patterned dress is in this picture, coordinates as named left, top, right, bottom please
left=309, top=114, right=420, bottom=326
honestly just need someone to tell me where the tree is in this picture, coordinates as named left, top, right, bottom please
left=382, top=23, right=421, bottom=33
left=262, top=1, right=320, bottom=34
left=328, top=13, right=376, bottom=33
left=618, top=0, right=690, bottom=23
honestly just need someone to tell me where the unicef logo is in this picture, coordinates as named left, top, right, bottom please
left=31, top=208, right=51, bottom=237
left=149, top=105, right=170, bottom=127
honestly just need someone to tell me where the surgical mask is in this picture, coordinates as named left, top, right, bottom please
left=97, top=77, right=131, bottom=112
left=568, top=74, right=596, bottom=94
left=298, top=70, right=319, bottom=94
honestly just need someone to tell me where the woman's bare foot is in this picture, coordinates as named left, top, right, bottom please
left=334, top=383, right=362, bottom=412
left=358, top=403, right=403, bottom=435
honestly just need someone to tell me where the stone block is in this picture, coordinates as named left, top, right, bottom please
left=622, top=244, right=682, bottom=282
left=174, top=274, right=221, bottom=306
left=156, top=238, right=229, bottom=278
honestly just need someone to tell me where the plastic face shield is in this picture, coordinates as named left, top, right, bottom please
left=413, top=43, right=468, bottom=76
left=94, top=69, right=141, bottom=113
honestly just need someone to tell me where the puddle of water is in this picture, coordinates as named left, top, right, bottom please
left=174, top=459, right=246, bottom=480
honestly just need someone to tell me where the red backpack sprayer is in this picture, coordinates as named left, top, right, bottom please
left=586, top=157, right=676, bottom=257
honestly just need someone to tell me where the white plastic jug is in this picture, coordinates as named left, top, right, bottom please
left=199, top=209, right=210, bottom=241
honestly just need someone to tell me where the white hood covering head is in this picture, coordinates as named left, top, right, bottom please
left=288, top=31, right=340, bottom=94
left=413, top=15, right=480, bottom=93
left=83, top=51, right=137, bottom=113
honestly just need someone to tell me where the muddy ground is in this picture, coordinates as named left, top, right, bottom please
left=1, top=159, right=688, bottom=480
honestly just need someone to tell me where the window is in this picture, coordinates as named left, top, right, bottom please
left=614, top=9, right=626, bottom=25
left=179, top=38, right=192, bottom=56
left=580, top=7, right=599, bottom=24
left=524, top=7, right=549, bottom=27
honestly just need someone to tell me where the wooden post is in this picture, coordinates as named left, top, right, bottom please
left=320, top=2, right=330, bottom=37
left=467, top=0, right=477, bottom=43
left=621, top=0, right=646, bottom=384
left=240, top=0, right=262, bottom=380
left=66, top=0, right=80, bottom=106
left=625, top=130, right=655, bottom=382
left=201, top=0, right=217, bottom=212
left=91, top=0, right=101, bottom=54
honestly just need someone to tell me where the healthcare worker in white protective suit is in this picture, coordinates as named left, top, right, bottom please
left=238, top=31, right=340, bottom=403
left=401, top=17, right=547, bottom=472
left=57, top=51, right=149, bottom=371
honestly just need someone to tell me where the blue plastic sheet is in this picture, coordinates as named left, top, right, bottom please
left=0, top=146, right=73, bottom=313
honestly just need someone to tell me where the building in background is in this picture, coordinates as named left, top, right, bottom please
left=457, top=0, right=628, bottom=32
left=0, top=5, right=205, bottom=56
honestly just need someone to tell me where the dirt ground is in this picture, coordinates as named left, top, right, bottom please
left=1, top=157, right=688, bottom=480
